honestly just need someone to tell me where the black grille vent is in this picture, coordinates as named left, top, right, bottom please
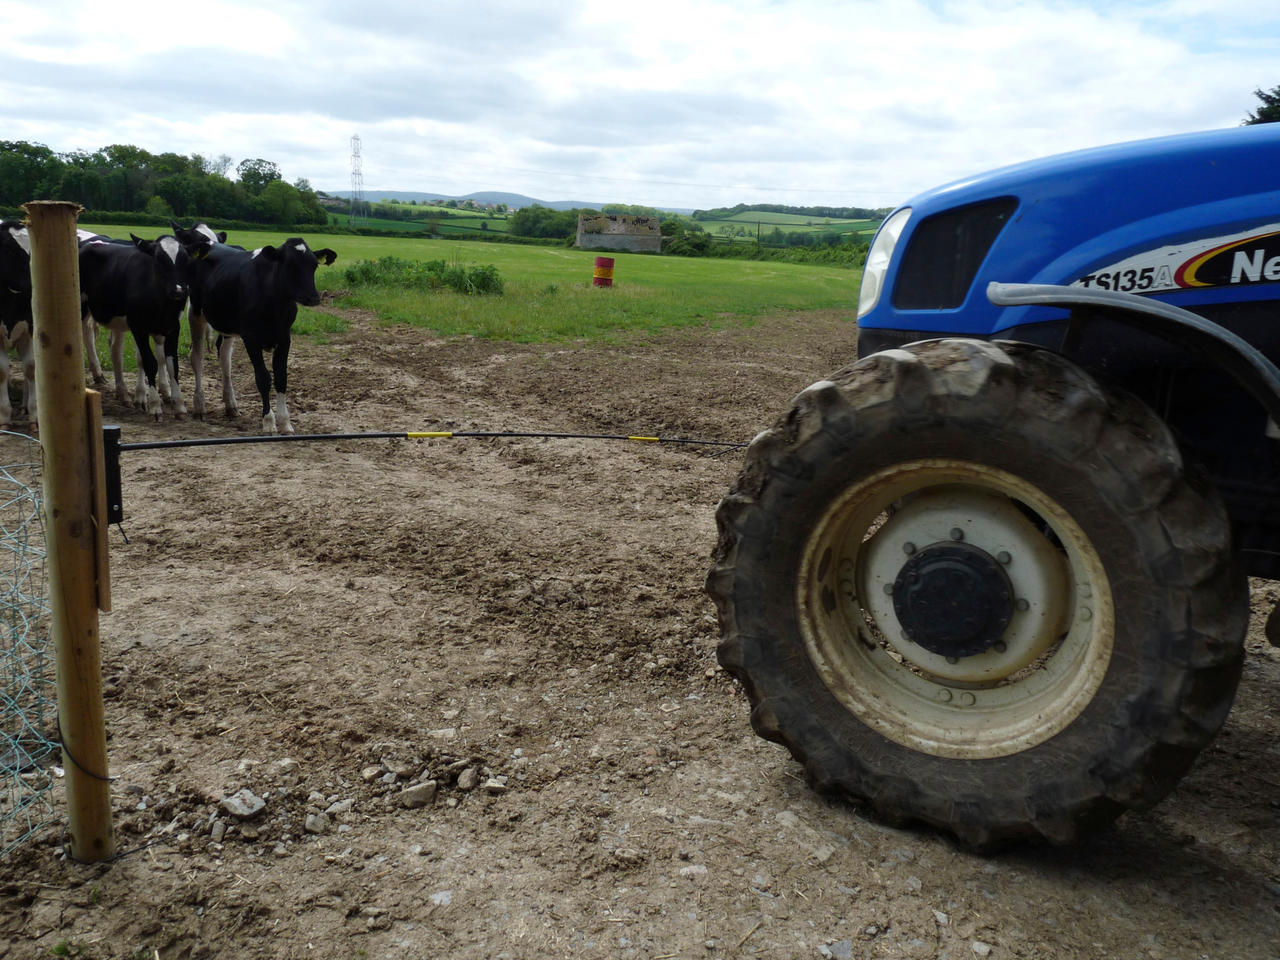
left=892, top=196, right=1018, bottom=311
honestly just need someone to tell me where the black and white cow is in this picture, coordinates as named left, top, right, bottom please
left=79, top=233, right=211, bottom=418
left=0, top=221, right=34, bottom=427
left=77, top=229, right=131, bottom=391
left=186, top=238, right=337, bottom=434
left=169, top=220, right=234, bottom=355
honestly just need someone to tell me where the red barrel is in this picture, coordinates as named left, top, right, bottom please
left=592, top=255, right=615, bottom=287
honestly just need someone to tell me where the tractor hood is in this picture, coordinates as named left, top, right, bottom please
left=860, top=124, right=1280, bottom=336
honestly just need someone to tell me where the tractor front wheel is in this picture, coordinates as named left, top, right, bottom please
left=706, top=339, right=1247, bottom=846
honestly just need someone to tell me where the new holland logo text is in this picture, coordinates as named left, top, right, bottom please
left=1073, top=224, right=1280, bottom=294
left=1181, top=233, right=1280, bottom=287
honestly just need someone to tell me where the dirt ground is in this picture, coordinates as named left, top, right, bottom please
left=1, top=308, right=1278, bottom=960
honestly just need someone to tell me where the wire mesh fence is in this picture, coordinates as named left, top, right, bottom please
left=0, top=430, right=55, bottom=860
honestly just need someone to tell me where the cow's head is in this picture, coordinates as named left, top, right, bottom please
left=132, top=233, right=195, bottom=302
left=257, top=239, right=338, bottom=307
left=171, top=219, right=227, bottom=247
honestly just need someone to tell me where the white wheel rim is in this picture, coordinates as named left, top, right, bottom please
left=798, top=459, right=1114, bottom=759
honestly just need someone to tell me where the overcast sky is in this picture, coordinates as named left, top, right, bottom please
left=0, top=0, right=1275, bottom=210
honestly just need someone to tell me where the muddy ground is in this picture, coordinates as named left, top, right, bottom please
left=1, top=309, right=1278, bottom=959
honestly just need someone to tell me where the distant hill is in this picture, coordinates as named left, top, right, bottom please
left=323, top=189, right=694, bottom=215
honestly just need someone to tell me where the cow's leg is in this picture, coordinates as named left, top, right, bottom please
left=243, top=340, right=276, bottom=434
left=0, top=338, right=12, bottom=428
left=167, top=353, right=185, bottom=414
left=131, top=330, right=163, bottom=419
left=152, top=334, right=170, bottom=403
left=271, top=336, right=293, bottom=435
left=219, top=335, right=239, bottom=418
left=189, top=313, right=207, bottom=419
left=108, top=325, right=129, bottom=403
left=154, top=334, right=172, bottom=404
left=163, top=331, right=185, bottom=418
left=18, top=331, right=35, bottom=426
left=151, top=334, right=185, bottom=417
left=133, top=362, right=147, bottom=409
left=82, top=312, right=106, bottom=386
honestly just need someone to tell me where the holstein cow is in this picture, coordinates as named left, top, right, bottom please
left=79, top=233, right=212, bottom=418
left=186, top=238, right=337, bottom=434
left=77, top=229, right=130, bottom=391
left=0, top=221, right=34, bottom=427
left=169, top=220, right=232, bottom=354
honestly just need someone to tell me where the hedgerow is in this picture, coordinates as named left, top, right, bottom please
left=340, top=256, right=504, bottom=295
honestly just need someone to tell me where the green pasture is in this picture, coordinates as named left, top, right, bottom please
left=327, top=210, right=511, bottom=236
left=79, top=223, right=861, bottom=355
left=315, top=233, right=860, bottom=342
left=698, top=213, right=880, bottom=240
left=326, top=212, right=429, bottom=233
left=380, top=202, right=502, bottom=221
left=433, top=218, right=510, bottom=236
left=707, top=211, right=855, bottom=225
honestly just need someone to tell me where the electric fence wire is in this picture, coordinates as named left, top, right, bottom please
left=117, top=428, right=750, bottom=453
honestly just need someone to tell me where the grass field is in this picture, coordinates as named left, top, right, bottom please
left=80, top=223, right=862, bottom=352
left=331, top=203, right=880, bottom=245
left=707, top=211, right=869, bottom=226
left=327, top=210, right=512, bottom=236
left=325, top=213, right=430, bottom=233
left=696, top=213, right=881, bottom=242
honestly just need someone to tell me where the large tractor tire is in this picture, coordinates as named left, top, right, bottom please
left=706, top=339, right=1248, bottom=846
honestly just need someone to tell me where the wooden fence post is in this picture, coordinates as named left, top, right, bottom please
left=24, top=200, right=115, bottom=862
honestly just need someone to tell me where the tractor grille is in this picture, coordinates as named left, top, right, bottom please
left=892, top=196, right=1018, bottom=311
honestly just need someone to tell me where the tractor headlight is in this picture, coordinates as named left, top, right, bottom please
left=857, top=207, right=912, bottom=318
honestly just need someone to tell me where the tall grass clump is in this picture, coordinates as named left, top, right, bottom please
left=341, top=256, right=504, bottom=295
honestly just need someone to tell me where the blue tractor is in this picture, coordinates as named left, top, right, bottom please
left=707, top=124, right=1280, bottom=845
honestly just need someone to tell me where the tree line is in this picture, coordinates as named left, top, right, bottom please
left=0, top=141, right=328, bottom=227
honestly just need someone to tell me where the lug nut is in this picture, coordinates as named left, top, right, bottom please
left=1015, top=598, right=1030, bottom=612
left=996, top=551, right=1011, bottom=565
left=993, top=641, right=1007, bottom=653
left=883, top=583, right=894, bottom=595
left=903, top=542, right=917, bottom=555
left=950, top=528, right=964, bottom=541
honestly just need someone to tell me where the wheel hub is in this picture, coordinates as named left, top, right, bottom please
left=892, top=541, right=1014, bottom=658
left=853, top=483, right=1073, bottom=685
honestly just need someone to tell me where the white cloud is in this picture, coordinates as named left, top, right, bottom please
left=0, top=0, right=1274, bottom=209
